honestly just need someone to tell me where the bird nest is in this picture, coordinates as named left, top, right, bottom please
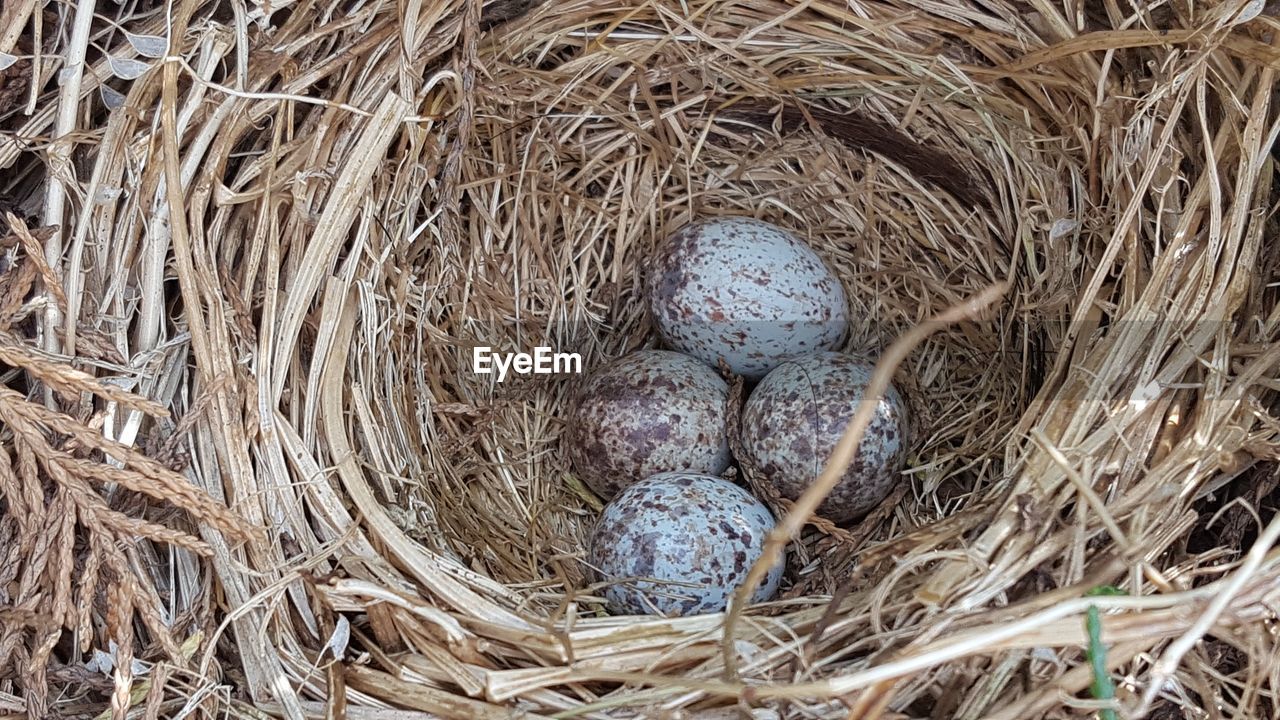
left=2, top=0, right=1279, bottom=718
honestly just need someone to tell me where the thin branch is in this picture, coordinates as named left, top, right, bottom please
left=38, top=0, right=98, bottom=394
left=721, top=282, right=1010, bottom=679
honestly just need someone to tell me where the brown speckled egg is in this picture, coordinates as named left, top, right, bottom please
left=741, top=351, right=908, bottom=523
left=587, top=472, right=783, bottom=616
left=646, top=216, right=849, bottom=380
left=566, top=350, right=731, bottom=500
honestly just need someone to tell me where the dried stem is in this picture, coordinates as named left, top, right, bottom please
left=721, top=282, right=1009, bottom=678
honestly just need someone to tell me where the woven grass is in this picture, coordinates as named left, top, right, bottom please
left=1, top=0, right=1279, bottom=717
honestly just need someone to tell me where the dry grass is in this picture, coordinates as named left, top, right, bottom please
left=1, top=0, right=1279, bottom=717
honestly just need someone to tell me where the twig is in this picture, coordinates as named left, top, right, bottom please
left=0, top=0, right=38, bottom=56
left=1132, top=510, right=1280, bottom=717
left=38, top=0, right=98, bottom=397
left=166, top=54, right=378, bottom=117
left=1031, top=428, right=1133, bottom=553
left=720, top=282, right=1009, bottom=679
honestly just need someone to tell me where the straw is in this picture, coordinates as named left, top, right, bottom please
left=2, top=0, right=1278, bottom=717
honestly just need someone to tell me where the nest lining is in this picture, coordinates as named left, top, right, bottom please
left=0, top=0, right=1278, bottom=718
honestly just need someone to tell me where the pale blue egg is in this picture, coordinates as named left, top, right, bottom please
left=646, top=216, right=848, bottom=380
left=587, top=472, right=784, bottom=616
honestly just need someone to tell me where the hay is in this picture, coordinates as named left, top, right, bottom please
left=1, top=0, right=1278, bottom=717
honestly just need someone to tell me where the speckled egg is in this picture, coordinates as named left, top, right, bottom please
left=587, top=472, right=783, bottom=616
left=741, top=351, right=908, bottom=523
left=566, top=350, right=731, bottom=500
left=646, top=216, right=849, bottom=380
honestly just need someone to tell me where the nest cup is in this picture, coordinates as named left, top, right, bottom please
left=418, top=25, right=1041, bottom=608
left=4, top=0, right=1280, bottom=718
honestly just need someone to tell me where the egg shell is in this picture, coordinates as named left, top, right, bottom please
left=587, top=472, right=784, bottom=616
left=566, top=350, right=732, bottom=500
left=646, top=216, right=849, bottom=380
left=741, top=351, right=908, bottom=523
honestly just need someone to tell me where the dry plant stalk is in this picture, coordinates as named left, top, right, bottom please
left=722, top=282, right=1009, bottom=678
left=2, top=0, right=1279, bottom=718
